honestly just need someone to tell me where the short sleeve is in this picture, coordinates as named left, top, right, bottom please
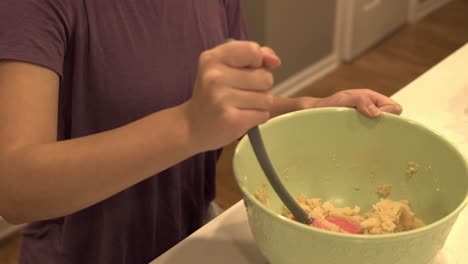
left=0, top=0, right=73, bottom=78
left=224, top=0, right=249, bottom=41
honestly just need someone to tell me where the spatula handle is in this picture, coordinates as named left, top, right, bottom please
left=247, top=126, right=312, bottom=224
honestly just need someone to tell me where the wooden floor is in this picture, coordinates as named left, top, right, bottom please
left=297, top=0, right=468, bottom=99
left=1, top=0, right=467, bottom=262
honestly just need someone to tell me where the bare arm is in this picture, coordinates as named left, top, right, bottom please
left=270, top=96, right=317, bottom=118
left=0, top=41, right=282, bottom=225
left=0, top=61, right=197, bottom=224
left=270, top=91, right=402, bottom=119
left=0, top=41, right=401, bottom=225
left=260, top=48, right=402, bottom=118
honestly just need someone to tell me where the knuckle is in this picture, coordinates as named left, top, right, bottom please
left=264, top=93, right=274, bottom=108
left=246, top=42, right=262, bottom=60
left=210, top=90, right=225, bottom=106
left=264, top=72, right=274, bottom=88
left=248, top=42, right=261, bottom=53
left=223, top=108, right=237, bottom=126
left=260, top=111, right=270, bottom=123
left=202, top=68, right=224, bottom=87
left=256, top=70, right=274, bottom=90
left=199, top=50, right=215, bottom=65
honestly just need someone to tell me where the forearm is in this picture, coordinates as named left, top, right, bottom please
left=0, top=103, right=197, bottom=224
left=271, top=95, right=319, bottom=118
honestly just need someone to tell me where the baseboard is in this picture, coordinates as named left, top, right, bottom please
left=410, top=0, right=453, bottom=23
left=0, top=217, right=23, bottom=241
left=272, top=53, right=340, bottom=97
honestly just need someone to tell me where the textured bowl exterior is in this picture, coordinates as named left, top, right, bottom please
left=243, top=195, right=459, bottom=264
left=234, top=108, right=468, bottom=264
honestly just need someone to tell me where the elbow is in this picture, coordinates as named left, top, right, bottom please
left=0, top=160, right=28, bottom=225
left=0, top=188, right=32, bottom=225
left=0, top=186, right=29, bottom=225
left=0, top=194, right=47, bottom=224
left=0, top=194, right=29, bottom=225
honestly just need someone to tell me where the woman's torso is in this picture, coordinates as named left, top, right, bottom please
left=18, top=1, right=244, bottom=263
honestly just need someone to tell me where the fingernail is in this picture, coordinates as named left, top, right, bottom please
left=368, top=104, right=381, bottom=116
left=396, top=104, right=403, bottom=113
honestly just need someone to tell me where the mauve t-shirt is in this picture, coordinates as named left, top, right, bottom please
left=0, top=0, right=248, bottom=263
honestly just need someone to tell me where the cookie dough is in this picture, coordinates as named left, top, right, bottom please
left=281, top=196, right=425, bottom=235
left=407, top=161, right=419, bottom=177
left=376, top=184, right=392, bottom=198
left=255, top=188, right=269, bottom=206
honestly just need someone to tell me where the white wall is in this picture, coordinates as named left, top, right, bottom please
left=342, top=0, right=408, bottom=60
left=243, top=0, right=337, bottom=83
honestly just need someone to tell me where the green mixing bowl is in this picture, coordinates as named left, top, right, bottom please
left=233, top=107, right=468, bottom=264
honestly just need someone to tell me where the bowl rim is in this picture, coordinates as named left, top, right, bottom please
left=233, top=107, right=468, bottom=239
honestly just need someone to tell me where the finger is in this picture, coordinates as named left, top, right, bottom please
left=364, top=102, right=381, bottom=118
left=370, top=93, right=401, bottom=111
left=215, top=41, right=265, bottom=68
left=337, top=93, right=381, bottom=118
left=236, top=109, right=271, bottom=131
left=218, top=65, right=274, bottom=92
left=355, top=95, right=381, bottom=118
left=223, top=89, right=274, bottom=111
left=340, top=89, right=382, bottom=96
left=380, top=104, right=403, bottom=115
left=260, top=47, right=281, bottom=69
left=341, top=89, right=400, bottom=109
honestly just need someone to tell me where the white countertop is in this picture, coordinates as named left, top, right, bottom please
left=152, top=43, right=468, bottom=264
